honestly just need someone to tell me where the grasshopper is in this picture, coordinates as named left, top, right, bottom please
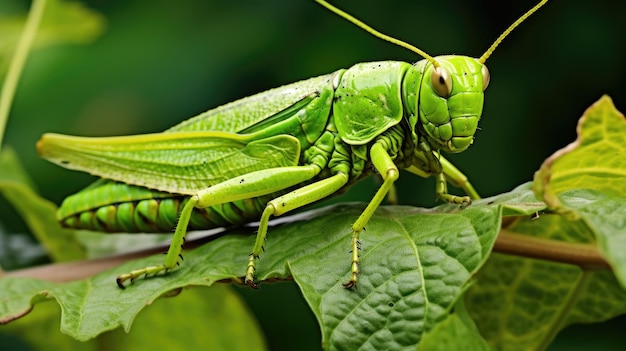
left=37, top=0, right=548, bottom=288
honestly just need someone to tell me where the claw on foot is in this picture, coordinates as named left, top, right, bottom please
left=245, top=253, right=259, bottom=289
left=343, top=258, right=359, bottom=290
left=460, top=196, right=471, bottom=209
left=246, top=279, right=259, bottom=289
left=342, top=280, right=356, bottom=289
left=116, top=276, right=131, bottom=289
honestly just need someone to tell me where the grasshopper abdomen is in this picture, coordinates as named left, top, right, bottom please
left=59, top=180, right=274, bottom=233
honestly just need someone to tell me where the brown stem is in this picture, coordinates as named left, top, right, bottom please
left=493, top=229, right=610, bottom=270
left=3, top=227, right=611, bottom=283
left=2, top=232, right=217, bottom=283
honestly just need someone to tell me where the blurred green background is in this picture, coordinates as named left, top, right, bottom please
left=1, top=0, right=625, bottom=349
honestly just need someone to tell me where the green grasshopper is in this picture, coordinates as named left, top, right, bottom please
left=37, top=0, right=548, bottom=289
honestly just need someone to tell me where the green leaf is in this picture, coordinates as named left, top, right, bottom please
left=559, top=189, right=626, bottom=288
left=466, top=189, right=626, bottom=351
left=0, top=0, right=105, bottom=75
left=419, top=299, right=493, bottom=351
left=0, top=148, right=84, bottom=262
left=0, top=297, right=96, bottom=351
left=0, top=277, right=53, bottom=324
left=533, top=95, right=626, bottom=211
left=480, top=183, right=546, bottom=217
left=30, top=0, right=105, bottom=47
left=0, top=282, right=265, bottom=351
left=100, top=285, right=267, bottom=351
left=290, top=204, right=501, bottom=350
left=0, top=200, right=503, bottom=345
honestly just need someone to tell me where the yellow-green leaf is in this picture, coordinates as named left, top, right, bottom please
left=533, top=95, right=626, bottom=210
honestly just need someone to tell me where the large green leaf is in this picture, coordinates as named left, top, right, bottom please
left=0, top=199, right=503, bottom=345
left=3, top=183, right=625, bottom=350
left=0, top=298, right=95, bottom=351
left=100, top=285, right=266, bottom=351
left=0, top=283, right=265, bottom=351
left=465, top=192, right=626, bottom=351
left=289, top=203, right=501, bottom=350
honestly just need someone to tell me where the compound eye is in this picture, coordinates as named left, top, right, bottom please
left=430, top=66, right=452, bottom=98
left=481, top=64, right=490, bottom=91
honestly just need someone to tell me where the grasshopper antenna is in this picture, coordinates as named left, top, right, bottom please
left=479, top=0, right=549, bottom=63
left=314, top=0, right=439, bottom=67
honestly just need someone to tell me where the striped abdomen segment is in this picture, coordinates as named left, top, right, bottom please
left=58, top=180, right=273, bottom=233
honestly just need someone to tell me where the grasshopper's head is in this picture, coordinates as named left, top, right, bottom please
left=416, top=56, right=489, bottom=153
